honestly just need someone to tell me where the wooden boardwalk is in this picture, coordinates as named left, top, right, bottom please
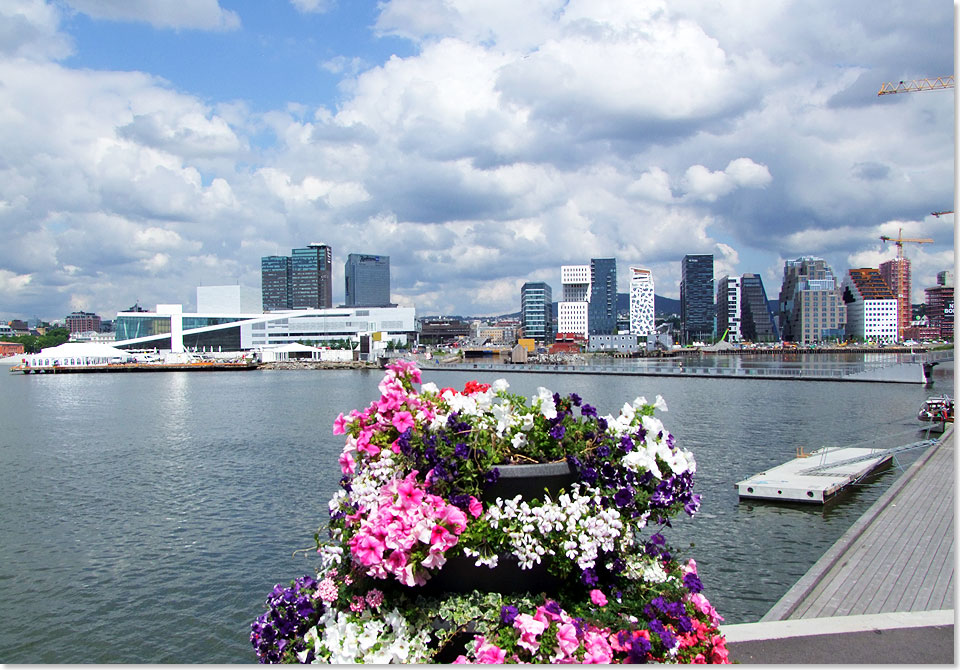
left=763, top=426, right=954, bottom=620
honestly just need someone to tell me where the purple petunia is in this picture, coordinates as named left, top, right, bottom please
left=500, top=605, right=519, bottom=625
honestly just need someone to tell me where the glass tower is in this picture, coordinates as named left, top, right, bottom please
left=261, top=255, right=292, bottom=311
left=521, top=282, right=553, bottom=342
left=344, top=254, right=391, bottom=307
left=681, top=254, right=714, bottom=343
left=291, top=243, right=333, bottom=309
left=588, top=258, right=617, bottom=335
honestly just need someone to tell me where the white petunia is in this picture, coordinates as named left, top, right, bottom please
left=653, top=394, right=668, bottom=412
left=535, top=387, right=557, bottom=419
left=420, top=381, right=439, bottom=395
left=492, top=378, right=509, bottom=392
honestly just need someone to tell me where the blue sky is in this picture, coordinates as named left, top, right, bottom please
left=0, top=0, right=955, bottom=321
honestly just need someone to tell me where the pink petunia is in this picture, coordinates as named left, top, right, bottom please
left=514, top=614, right=547, bottom=653
left=581, top=630, right=613, bottom=664
left=473, top=637, right=507, bottom=664
left=468, top=496, right=483, bottom=519
left=590, top=589, right=608, bottom=607
left=555, top=622, right=579, bottom=658
left=338, top=449, right=356, bottom=475
left=351, top=533, right=386, bottom=566
left=391, top=410, right=415, bottom=433
left=332, top=412, right=349, bottom=435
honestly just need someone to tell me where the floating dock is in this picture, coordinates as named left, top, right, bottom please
left=737, top=446, right=905, bottom=503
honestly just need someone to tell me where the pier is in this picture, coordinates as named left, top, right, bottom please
left=722, top=426, right=954, bottom=663
left=420, top=349, right=953, bottom=384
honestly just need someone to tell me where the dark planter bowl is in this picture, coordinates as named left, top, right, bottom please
left=481, top=460, right=576, bottom=503
left=421, top=553, right=564, bottom=596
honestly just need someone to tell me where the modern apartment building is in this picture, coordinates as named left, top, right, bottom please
left=588, top=258, right=617, bottom=335
left=291, top=243, right=333, bottom=309
left=841, top=268, right=898, bottom=343
left=680, top=254, right=714, bottom=343
left=65, top=311, right=101, bottom=334
left=879, top=258, right=911, bottom=341
left=629, top=267, right=655, bottom=336
left=261, top=255, right=292, bottom=311
left=558, top=265, right=591, bottom=338
left=778, top=256, right=845, bottom=344
left=715, top=276, right=742, bottom=342
left=740, top=273, right=778, bottom=342
left=344, top=254, right=391, bottom=307
left=520, top=282, right=554, bottom=342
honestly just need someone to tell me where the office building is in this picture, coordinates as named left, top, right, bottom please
left=345, top=254, right=392, bottom=307
left=65, top=311, right=101, bottom=334
left=879, top=258, right=910, bottom=341
left=261, top=255, right=292, bottom=311
left=681, top=254, right=714, bottom=343
left=588, top=258, right=617, bottom=335
left=558, top=265, right=591, bottom=338
left=197, top=285, right=261, bottom=313
left=740, top=273, right=778, bottom=342
left=924, top=281, right=955, bottom=340
left=520, top=282, right=553, bottom=342
left=778, top=256, right=845, bottom=345
left=841, top=269, right=898, bottom=343
left=629, top=267, right=655, bottom=336
left=292, top=243, right=333, bottom=309
left=715, top=276, right=742, bottom=342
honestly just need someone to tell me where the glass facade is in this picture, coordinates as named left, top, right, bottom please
left=778, top=257, right=845, bottom=344
left=588, top=258, right=617, bottom=335
left=521, top=282, right=553, bottom=342
left=115, top=315, right=171, bottom=341
left=344, top=254, right=391, bottom=307
left=740, top=273, right=778, bottom=342
left=681, top=254, right=714, bottom=343
left=261, top=255, right=292, bottom=311
left=291, top=244, right=333, bottom=309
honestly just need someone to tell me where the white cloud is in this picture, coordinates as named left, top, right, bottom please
left=682, top=158, right=771, bottom=202
left=64, top=0, right=240, bottom=31
left=0, top=0, right=72, bottom=61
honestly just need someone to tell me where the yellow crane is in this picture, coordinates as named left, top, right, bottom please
left=931, top=211, right=953, bottom=217
left=879, top=229, right=934, bottom=341
left=877, top=76, right=954, bottom=95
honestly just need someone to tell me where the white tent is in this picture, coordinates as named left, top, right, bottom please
left=24, top=342, right=134, bottom=368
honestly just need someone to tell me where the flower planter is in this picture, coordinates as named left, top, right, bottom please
left=481, top=460, right=576, bottom=503
left=422, top=461, right=576, bottom=596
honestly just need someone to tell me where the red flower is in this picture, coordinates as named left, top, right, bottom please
left=463, top=380, right=491, bottom=394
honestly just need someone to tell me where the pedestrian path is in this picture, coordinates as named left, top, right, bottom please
left=762, top=425, right=953, bottom=620
left=722, top=425, right=955, bottom=663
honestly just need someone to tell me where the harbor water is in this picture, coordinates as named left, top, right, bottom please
left=0, top=359, right=952, bottom=663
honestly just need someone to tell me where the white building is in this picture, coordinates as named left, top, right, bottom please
left=716, top=275, right=742, bottom=342
left=841, top=269, right=898, bottom=343
left=197, top=285, right=261, bottom=314
left=558, top=265, right=591, bottom=337
left=113, top=305, right=417, bottom=359
left=629, top=267, right=655, bottom=336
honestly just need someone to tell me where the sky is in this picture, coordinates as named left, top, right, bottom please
left=0, top=0, right=956, bottom=322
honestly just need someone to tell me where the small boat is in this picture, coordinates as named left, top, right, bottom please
left=918, top=395, right=954, bottom=424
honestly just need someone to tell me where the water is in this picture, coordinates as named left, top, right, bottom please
left=0, top=361, right=951, bottom=662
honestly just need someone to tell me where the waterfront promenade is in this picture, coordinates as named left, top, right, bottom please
left=722, top=425, right=954, bottom=663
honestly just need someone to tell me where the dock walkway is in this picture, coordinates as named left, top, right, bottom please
left=722, top=425, right=954, bottom=663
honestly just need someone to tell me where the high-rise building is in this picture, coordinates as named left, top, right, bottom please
left=588, top=258, right=617, bottom=335
left=65, top=311, right=101, bottom=333
left=680, top=254, right=714, bottom=343
left=740, top=273, right=778, bottom=342
left=778, top=256, right=845, bottom=344
left=344, top=254, right=391, bottom=307
left=841, top=269, right=898, bottom=343
left=879, top=258, right=910, bottom=341
left=558, top=265, right=591, bottom=338
left=715, top=276, right=742, bottom=342
left=520, top=282, right=553, bottom=342
left=925, top=279, right=955, bottom=340
left=261, top=255, right=292, bottom=311
left=291, top=243, right=333, bottom=309
left=629, top=267, right=655, bottom=336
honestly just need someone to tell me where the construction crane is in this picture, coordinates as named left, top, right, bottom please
left=877, top=76, right=954, bottom=95
left=879, top=228, right=934, bottom=341
left=931, top=211, right=953, bottom=217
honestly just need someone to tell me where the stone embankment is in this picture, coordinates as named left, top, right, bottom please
left=259, top=360, right=378, bottom=370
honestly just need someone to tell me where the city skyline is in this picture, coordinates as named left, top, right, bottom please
left=0, top=0, right=954, bottom=323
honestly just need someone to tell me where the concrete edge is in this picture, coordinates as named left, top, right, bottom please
left=761, top=426, right=954, bottom=621
left=721, top=609, right=955, bottom=643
